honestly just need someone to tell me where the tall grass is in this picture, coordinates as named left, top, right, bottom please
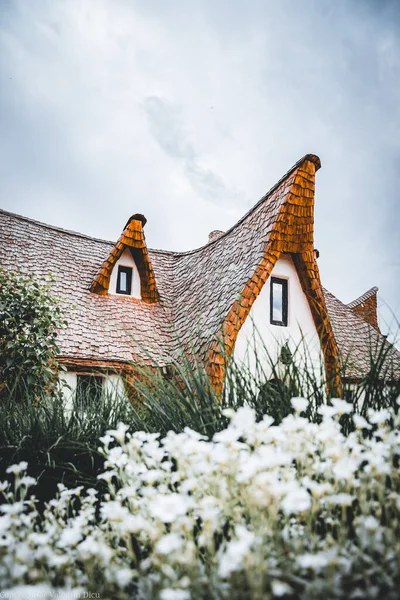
left=0, top=328, right=399, bottom=501
left=0, top=384, right=140, bottom=503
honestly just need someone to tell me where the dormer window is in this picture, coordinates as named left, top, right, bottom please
left=116, top=266, right=132, bottom=295
left=270, top=277, right=288, bottom=327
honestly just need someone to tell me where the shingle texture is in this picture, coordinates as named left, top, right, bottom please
left=324, top=289, right=400, bottom=380
left=1, top=153, right=399, bottom=382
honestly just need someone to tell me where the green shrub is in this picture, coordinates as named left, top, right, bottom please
left=0, top=269, right=67, bottom=404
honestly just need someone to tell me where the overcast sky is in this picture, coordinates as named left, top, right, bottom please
left=1, top=0, right=399, bottom=333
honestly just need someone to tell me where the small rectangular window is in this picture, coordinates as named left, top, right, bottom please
left=75, top=375, right=104, bottom=409
left=270, top=277, right=288, bottom=327
left=116, top=266, right=132, bottom=295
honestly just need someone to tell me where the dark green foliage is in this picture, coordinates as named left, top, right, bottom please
left=0, top=269, right=66, bottom=403
left=0, top=385, right=140, bottom=505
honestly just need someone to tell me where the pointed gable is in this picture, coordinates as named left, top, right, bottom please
left=347, top=287, right=380, bottom=332
left=90, top=214, right=159, bottom=303
left=324, top=288, right=400, bottom=380
left=200, top=154, right=341, bottom=394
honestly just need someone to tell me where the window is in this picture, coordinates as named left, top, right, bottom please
left=270, top=277, right=288, bottom=327
left=116, top=266, right=133, bottom=295
left=75, top=375, right=104, bottom=409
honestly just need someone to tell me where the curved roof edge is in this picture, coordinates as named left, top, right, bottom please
left=0, top=153, right=321, bottom=259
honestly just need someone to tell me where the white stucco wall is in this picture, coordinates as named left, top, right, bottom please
left=109, top=249, right=141, bottom=299
left=233, top=254, right=325, bottom=384
left=59, top=372, right=77, bottom=413
left=104, top=374, right=128, bottom=399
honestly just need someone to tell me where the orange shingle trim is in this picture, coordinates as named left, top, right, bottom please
left=90, top=214, right=159, bottom=303
left=58, top=356, right=134, bottom=374
left=206, top=156, right=342, bottom=397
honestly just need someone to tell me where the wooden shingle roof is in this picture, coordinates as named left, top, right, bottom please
left=1, top=153, right=398, bottom=384
left=324, top=289, right=400, bottom=380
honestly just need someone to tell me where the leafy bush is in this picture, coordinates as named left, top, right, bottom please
left=0, top=269, right=66, bottom=403
left=1, top=401, right=399, bottom=599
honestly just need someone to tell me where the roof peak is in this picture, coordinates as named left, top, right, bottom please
left=347, top=286, right=379, bottom=308
left=0, top=153, right=321, bottom=258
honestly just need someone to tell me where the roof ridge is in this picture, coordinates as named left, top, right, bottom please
left=0, top=208, right=116, bottom=246
left=0, top=154, right=320, bottom=260
left=347, top=286, right=379, bottom=308
left=149, top=153, right=321, bottom=258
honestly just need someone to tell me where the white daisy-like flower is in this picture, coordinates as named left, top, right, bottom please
left=271, top=580, right=292, bottom=597
left=331, top=398, right=353, bottom=415
left=353, top=414, right=372, bottom=430
left=297, top=552, right=329, bottom=571
left=160, top=589, right=190, bottom=600
left=323, top=493, right=355, bottom=506
left=148, top=493, right=192, bottom=523
left=6, top=461, right=28, bottom=475
left=368, top=408, right=391, bottom=424
left=281, top=487, right=311, bottom=515
left=106, top=422, right=129, bottom=444
left=291, top=397, right=308, bottom=413
left=156, top=533, right=184, bottom=555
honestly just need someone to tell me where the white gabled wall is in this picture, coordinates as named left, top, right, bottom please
left=233, top=254, right=324, bottom=383
left=109, top=249, right=141, bottom=299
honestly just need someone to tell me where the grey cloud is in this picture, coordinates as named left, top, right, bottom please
left=144, top=95, right=243, bottom=206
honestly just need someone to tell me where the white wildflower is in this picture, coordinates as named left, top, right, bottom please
left=271, top=580, right=292, bottom=597
left=368, top=408, right=391, bottom=424
left=156, top=533, right=184, bottom=555
left=148, top=494, right=192, bottom=523
left=229, top=405, right=256, bottom=434
left=361, top=515, right=380, bottom=531
left=222, top=408, right=235, bottom=419
left=58, top=526, right=82, bottom=548
left=318, top=405, right=337, bottom=419
left=323, top=493, right=354, bottom=506
left=97, top=469, right=118, bottom=483
left=0, top=502, right=25, bottom=515
left=333, top=458, right=359, bottom=480
left=281, top=487, right=311, bottom=515
left=291, top=397, right=308, bottom=413
left=219, top=525, right=255, bottom=579
left=99, top=433, right=114, bottom=447
left=297, top=552, right=329, bottom=570
left=160, top=589, right=190, bottom=600
left=353, top=414, right=371, bottom=430
left=115, top=568, right=132, bottom=587
left=331, top=398, right=353, bottom=415
left=19, top=476, right=37, bottom=487
left=107, top=422, right=129, bottom=444
left=6, top=461, right=28, bottom=475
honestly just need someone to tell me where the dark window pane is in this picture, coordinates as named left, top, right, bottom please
left=120, top=271, right=127, bottom=291
left=272, top=282, right=283, bottom=322
left=75, top=375, right=104, bottom=409
left=116, top=266, right=132, bottom=295
left=270, top=277, right=288, bottom=327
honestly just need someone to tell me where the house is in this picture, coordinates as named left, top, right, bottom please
left=1, top=154, right=399, bottom=402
